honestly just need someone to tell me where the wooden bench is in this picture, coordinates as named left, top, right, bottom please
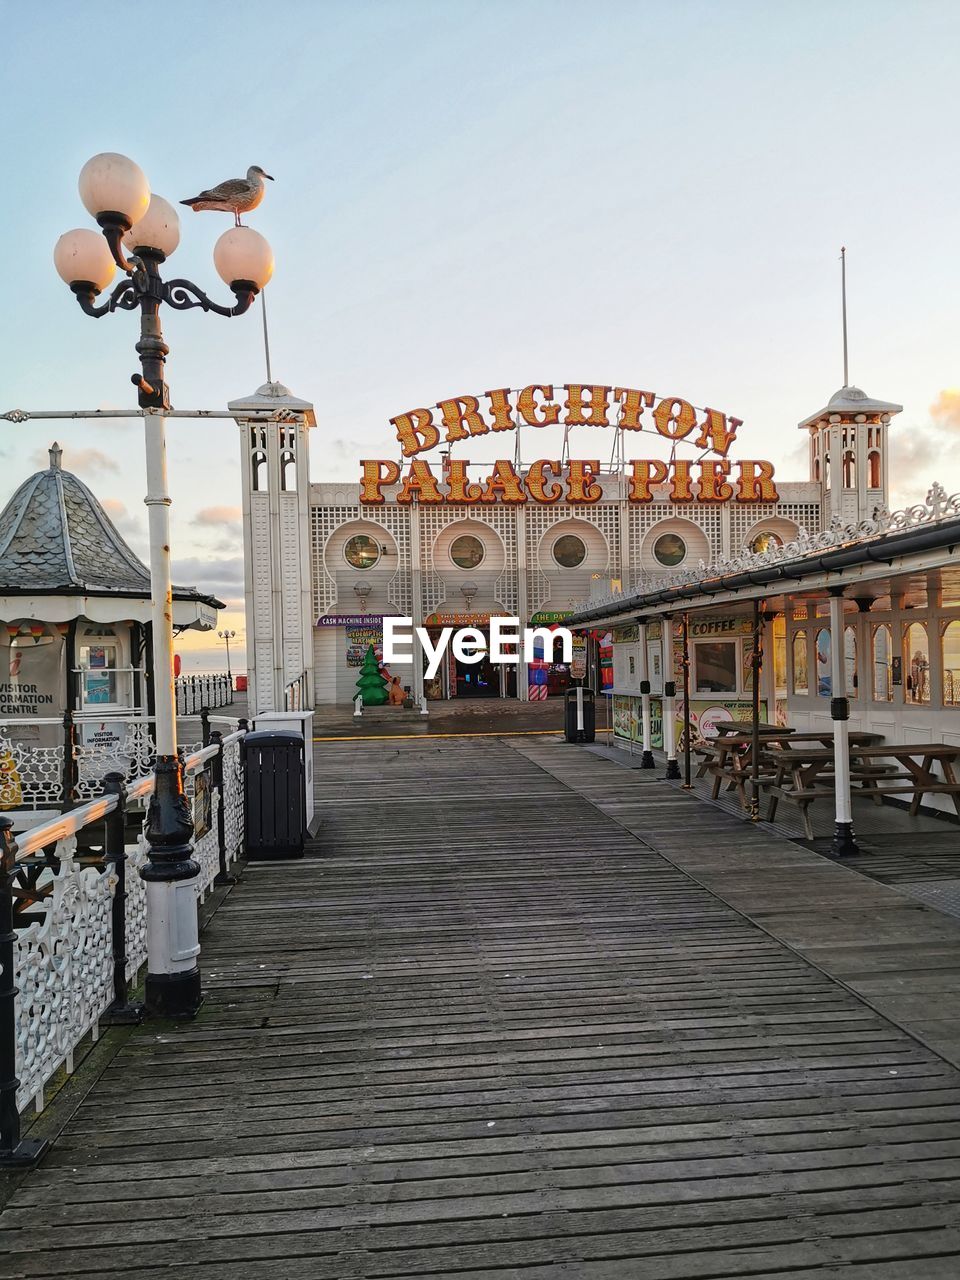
left=703, top=729, right=881, bottom=810
left=763, top=742, right=960, bottom=836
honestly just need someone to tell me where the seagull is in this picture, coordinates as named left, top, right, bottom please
left=180, top=166, right=274, bottom=225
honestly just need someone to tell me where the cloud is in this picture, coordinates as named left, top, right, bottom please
left=100, top=497, right=145, bottom=537
left=171, top=555, right=245, bottom=602
left=930, top=389, right=960, bottom=429
left=193, top=505, right=242, bottom=528
left=32, top=445, right=118, bottom=475
left=865, top=388, right=960, bottom=507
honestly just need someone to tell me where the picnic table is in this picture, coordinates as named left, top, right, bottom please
left=712, top=722, right=784, bottom=737
left=699, top=729, right=882, bottom=810
left=764, top=741, right=960, bottom=836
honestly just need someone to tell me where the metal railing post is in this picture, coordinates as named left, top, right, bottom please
left=210, top=731, right=236, bottom=886
left=61, top=709, right=78, bottom=811
left=0, top=815, right=47, bottom=1166
left=100, top=773, right=145, bottom=1025
left=200, top=708, right=211, bottom=747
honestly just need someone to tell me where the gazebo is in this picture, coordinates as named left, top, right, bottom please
left=0, top=444, right=222, bottom=806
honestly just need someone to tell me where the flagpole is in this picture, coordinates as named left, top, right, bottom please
left=841, top=246, right=849, bottom=388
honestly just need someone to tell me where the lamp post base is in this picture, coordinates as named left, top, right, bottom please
left=101, top=1001, right=145, bottom=1027
left=640, top=751, right=655, bottom=769
left=830, top=822, right=859, bottom=858
left=140, top=757, right=202, bottom=1020
left=0, top=1137, right=48, bottom=1169
left=145, top=969, right=202, bottom=1020
left=664, top=758, right=681, bottom=780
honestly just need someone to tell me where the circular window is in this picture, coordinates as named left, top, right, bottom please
left=450, top=534, right=485, bottom=569
left=749, top=530, right=783, bottom=555
left=552, top=534, right=586, bottom=568
left=653, top=533, right=687, bottom=567
left=344, top=534, right=381, bottom=570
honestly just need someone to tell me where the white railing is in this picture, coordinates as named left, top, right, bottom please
left=283, top=671, right=308, bottom=712
left=0, top=723, right=248, bottom=1150
left=0, top=710, right=243, bottom=810
left=175, top=673, right=234, bottom=715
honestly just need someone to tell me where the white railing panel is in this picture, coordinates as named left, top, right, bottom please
left=15, top=836, right=115, bottom=1112
left=222, top=735, right=245, bottom=867
left=0, top=733, right=64, bottom=809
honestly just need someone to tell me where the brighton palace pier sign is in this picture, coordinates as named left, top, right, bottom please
left=359, top=383, right=778, bottom=505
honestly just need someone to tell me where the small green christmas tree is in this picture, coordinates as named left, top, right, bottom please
left=355, top=645, right=389, bottom=706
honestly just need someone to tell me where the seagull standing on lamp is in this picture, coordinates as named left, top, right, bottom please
left=53, top=152, right=275, bottom=1020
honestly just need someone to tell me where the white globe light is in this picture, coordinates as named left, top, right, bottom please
left=53, top=229, right=117, bottom=292
left=122, top=194, right=180, bottom=257
left=78, top=152, right=150, bottom=226
left=213, top=226, right=274, bottom=290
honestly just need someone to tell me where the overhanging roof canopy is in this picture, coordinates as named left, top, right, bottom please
left=567, top=486, right=960, bottom=628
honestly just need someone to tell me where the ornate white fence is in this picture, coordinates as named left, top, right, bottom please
left=176, top=673, right=234, bottom=715
left=0, top=711, right=242, bottom=810
left=0, top=725, right=248, bottom=1160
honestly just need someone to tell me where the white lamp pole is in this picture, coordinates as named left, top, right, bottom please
left=55, top=152, right=274, bottom=1019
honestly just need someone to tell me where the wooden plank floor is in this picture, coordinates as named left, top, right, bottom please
left=4, top=737, right=960, bottom=1277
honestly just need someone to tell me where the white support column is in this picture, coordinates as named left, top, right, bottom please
left=637, top=620, right=655, bottom=769
left=408, top=500, right=426, bottom=711
left=662, top=616, right=680, bottom=779
left=230, top=383, right=316, bottom=716
left=143, top=411, right=177, bottom=758
left=515, top=506, right=529, bottom=700
left=142, top=409, right=200, bottom=1018
left=829, top=590, right=858, bottom=855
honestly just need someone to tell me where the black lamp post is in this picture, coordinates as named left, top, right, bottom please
left=54, top=152, right=273, bottom=1019
left=218, top=629, right=236, bottom=681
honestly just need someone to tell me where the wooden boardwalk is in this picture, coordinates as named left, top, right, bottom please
left=4, top=735, right=960, bottom=1277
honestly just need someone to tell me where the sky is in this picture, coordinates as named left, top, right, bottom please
left=2, top=0, right=959, bottom=672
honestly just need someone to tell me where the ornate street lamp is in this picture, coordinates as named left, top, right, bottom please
left=217, top=629, right=237, bottom=681
left=54, top=152, right=273, bottom=1019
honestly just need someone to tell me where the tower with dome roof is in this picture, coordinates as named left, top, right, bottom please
left=799, top=384, right=902, bottom=524
left=229, top=380, right=316, bottom=717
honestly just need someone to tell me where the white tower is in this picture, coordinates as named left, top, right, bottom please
left=229, top=381, right=316, bottom=716
left=799, top=385, right=902, bottom=524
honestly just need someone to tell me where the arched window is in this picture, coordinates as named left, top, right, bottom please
left=814, top=627, right=832, bottom=696
left=943, top=620, right=960, bottom=708
left=280, top=448, right=296, bottom=492
left=904, top=622, right=930, bottom=704
left=251, top=449, right=267, bottom=492
left=844, top=625, right=858, bottom=696
left=773, top=615, right=787, bottom=692
left=872, top=624, right=893, bottom=701
left=868, top=450, right=881, bottom=489
left=792, top=629, right=808, bottom=694
left=814, top=458, right=820, bottom=482
left=842, top=450, right=856, bottom=487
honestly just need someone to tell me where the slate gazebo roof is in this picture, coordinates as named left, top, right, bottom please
left=0, top=445, right=222, bottom=623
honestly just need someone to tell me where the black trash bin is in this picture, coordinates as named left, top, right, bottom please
left=564, top=686, right=596, bottom=744
left=243, top=730, right=306, bottom=859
